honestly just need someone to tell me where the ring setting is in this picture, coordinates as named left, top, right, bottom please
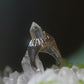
left=27, top=22, right=62, bottom=70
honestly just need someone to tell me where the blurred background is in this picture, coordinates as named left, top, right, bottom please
left=0, top=0, right=84, bottom=71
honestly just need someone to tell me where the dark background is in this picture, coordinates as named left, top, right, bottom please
left=0, top=0, right=84, bottom=71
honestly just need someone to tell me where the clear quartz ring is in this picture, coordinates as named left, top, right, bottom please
left=28, top=22, right=62, bottom=70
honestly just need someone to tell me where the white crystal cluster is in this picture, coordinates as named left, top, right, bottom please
left=0, top=51, right=84, bottom=84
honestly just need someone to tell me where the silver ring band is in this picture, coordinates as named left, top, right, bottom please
left=28, top=22, right=62, bottom=69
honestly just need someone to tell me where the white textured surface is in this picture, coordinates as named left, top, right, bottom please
left=2, top=66, right=84, bottom=84
left=1, top=51, right=84, bottom=84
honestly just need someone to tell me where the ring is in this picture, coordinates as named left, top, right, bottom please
left=28, top=22, right=62, bottom=70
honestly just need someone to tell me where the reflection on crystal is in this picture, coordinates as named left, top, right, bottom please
left=36, top=55, right=44, bottom=72
left=21, top=50, right=35, bottom=73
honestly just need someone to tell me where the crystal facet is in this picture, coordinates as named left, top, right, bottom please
left=30, top=22, right=44, bottom=40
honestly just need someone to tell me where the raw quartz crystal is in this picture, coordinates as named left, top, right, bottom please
left=17, top=50, right=44, bottom=84
left=0, top=51, right=84, bottom=84
left=21, top=50, right=44, bottom=73
left=28, top=67, right=78, bottom=84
